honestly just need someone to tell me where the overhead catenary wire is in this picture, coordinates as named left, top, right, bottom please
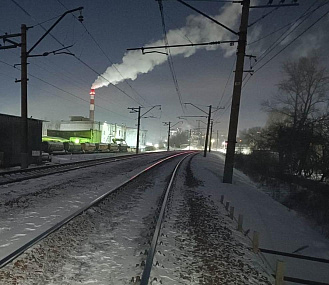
left=55, top=0, right=149, bottom=107
left=255, top=0, right=325, bottom=65
left=247, top=0, right=320, bottom=46
left=158, top=0, right=186, bottom=114
left=254, top=7, right=329, bottom=74
left=214, top=1, right=325, bottom=125
left=242, top=4, right=329, bottom=89
left=0, top=59, right=134, bottom=120
left=216, top=58, right=236, bottom=108
left=241, top=0, right=324, bottom=87
left=248, top=6, right=280, bottom=28
left=8, top=0, right=145, bottom=107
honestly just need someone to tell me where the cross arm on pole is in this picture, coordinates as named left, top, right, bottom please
left=176, top=0, right=238, bottom=35
left=141, top=105, right=161, bottom=118
left=27, top=7, right=83, bottom=55
left=170, top=121, right=183, bottom=129
left=184, top=102, right=209, bottom=115
left=178, top=115, right=208, bottom=118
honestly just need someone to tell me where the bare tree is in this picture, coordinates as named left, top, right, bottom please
left=262, top=55, right=329, bottom=175
left=263, top=55, right=329, bottom=128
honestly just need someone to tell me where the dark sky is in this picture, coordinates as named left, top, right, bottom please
left=1, top=0, right=329, bottom=143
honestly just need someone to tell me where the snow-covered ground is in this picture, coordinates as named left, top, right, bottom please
left=0, top=152, right=174, bottom=264
left=194, top=152, right=329, bottom=284
left=0, top=158, right=180, bottom=284
left=152, top=155, right=273, bottom=284
left=0, top=151, right=328, bottom=284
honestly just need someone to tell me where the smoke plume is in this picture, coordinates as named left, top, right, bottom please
left=92, top=4, right=241, bottom=89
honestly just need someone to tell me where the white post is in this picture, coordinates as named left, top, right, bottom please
left=229, top=206, right=234, bottom=220
left=225, top=201, right=230, bottom=211
left=252, top=231, right=259, bottom=253
left=238, top=214, right=243, bottom=232
left=275, top=260, right=285, bottom=285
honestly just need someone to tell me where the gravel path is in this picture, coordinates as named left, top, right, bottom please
left=152, top=155, right=274, bottom=284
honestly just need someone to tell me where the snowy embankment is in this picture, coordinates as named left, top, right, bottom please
left=152, top=155, right=273, bottom=284
left=0, top=151, right=328, bottom=284
left=0, top=152, right=173, bottom=264
left=0, top=158, right=180, bottom=284
left=0, top=152, right=274, bottom=285
left=197, top=152, right=329, bottom=284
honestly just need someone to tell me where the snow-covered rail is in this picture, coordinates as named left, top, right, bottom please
left=0, top=152, right=171, bottom=186
left=140, top=152, right=195, bottom=284
left=0, top=151, right=194, bottom=272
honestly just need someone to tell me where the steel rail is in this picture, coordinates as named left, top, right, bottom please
left=260, top=248, right=329, bottom=264
left=0, top=151, right=195, bottom=269
left=0, top=152, right=174, bottom=186
left=0, top=152, right=152, bottom=176
left=140, top=152, right=197, bottom=284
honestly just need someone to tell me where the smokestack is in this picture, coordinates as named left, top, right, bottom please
left=89, top=89, right=95, bottom=121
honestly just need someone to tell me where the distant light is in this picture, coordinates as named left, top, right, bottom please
left=74, top=138, right=80, bottom=144
left=211, top=139, right=215, bottom=143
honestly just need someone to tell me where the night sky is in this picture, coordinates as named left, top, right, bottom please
left=1, top=0, right=329, bottom=143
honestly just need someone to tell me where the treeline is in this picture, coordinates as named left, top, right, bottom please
left=240, top=54, right=329, bottom=181
left=236, top=54, right=329, bottom=236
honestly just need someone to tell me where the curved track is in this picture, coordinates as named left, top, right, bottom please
left=0, top=151, right=194, bottom=271
left=0, top=151, right=176, bottom=186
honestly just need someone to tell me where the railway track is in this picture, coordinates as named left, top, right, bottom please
left=0, top=151, right=194, bottom=281
left=0, top=150, right=273, bottom=284
left=0, top=151, right=175, bottom=186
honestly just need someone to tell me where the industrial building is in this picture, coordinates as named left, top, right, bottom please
left=42, top=89, right=148, bottom=149
left=43, top=116, right=147, bottom=149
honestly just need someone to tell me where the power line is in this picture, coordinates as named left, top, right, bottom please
left=242, top=5, right=329, bottom=89
left=158, top=0, right=185, bottom=113
left=55, top=0, right=148, bottom=107
left=254, top=7, right=329, bottom=74
left=8, top=1, right=144, bottom=106
left=242, top=0, right=325, bottom=87
left=255, top=0, right=324, bottom=65
left=248, top=6, right=280, bottom=28
left=217, top=58, right=236, bottom=108
left=0, top=59, right=134, bottom=120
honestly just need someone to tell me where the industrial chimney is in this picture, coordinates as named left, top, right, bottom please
left=89, top=89, right=95, bottom=121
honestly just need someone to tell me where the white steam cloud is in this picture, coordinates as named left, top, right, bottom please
left=92, top=4, right=241, bottom=89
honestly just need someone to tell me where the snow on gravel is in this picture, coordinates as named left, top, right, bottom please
left=151, top=154, right=273, bottom=284
left=0, top=157, right=180, bottom=285
left=1, top=151, right=328, bottom=284
left=0, top=152, right=173, bottom=264
left=192, top=152, right=329, bottom=284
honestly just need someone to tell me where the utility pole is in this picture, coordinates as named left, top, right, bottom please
left=204, top=105, right=212, bottom=157
left=216, top=130, right=219, bottom=151
left=128, top=106, right=141, bottom=154
left=136, top=106, right=141, bottom=154
left=167, top=122, right=171, bottom=151
left=163, top=121, right=182, bottom=151
left=208, top=120, right=213, bottom=152
left=0, top=7, right=83, bottom=169
left=198, top=120, right=201, bottom=147
left=21, top=24, right=28, bottom=168
left=149, top=0, right=298, bottom=182
left=183, top=103, right=219, bottom=157
left=129, top=105, right=161, bottom=154
left=189, top=129, right=191, bottom=150
left=223, top=0, right=250, bottom=183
